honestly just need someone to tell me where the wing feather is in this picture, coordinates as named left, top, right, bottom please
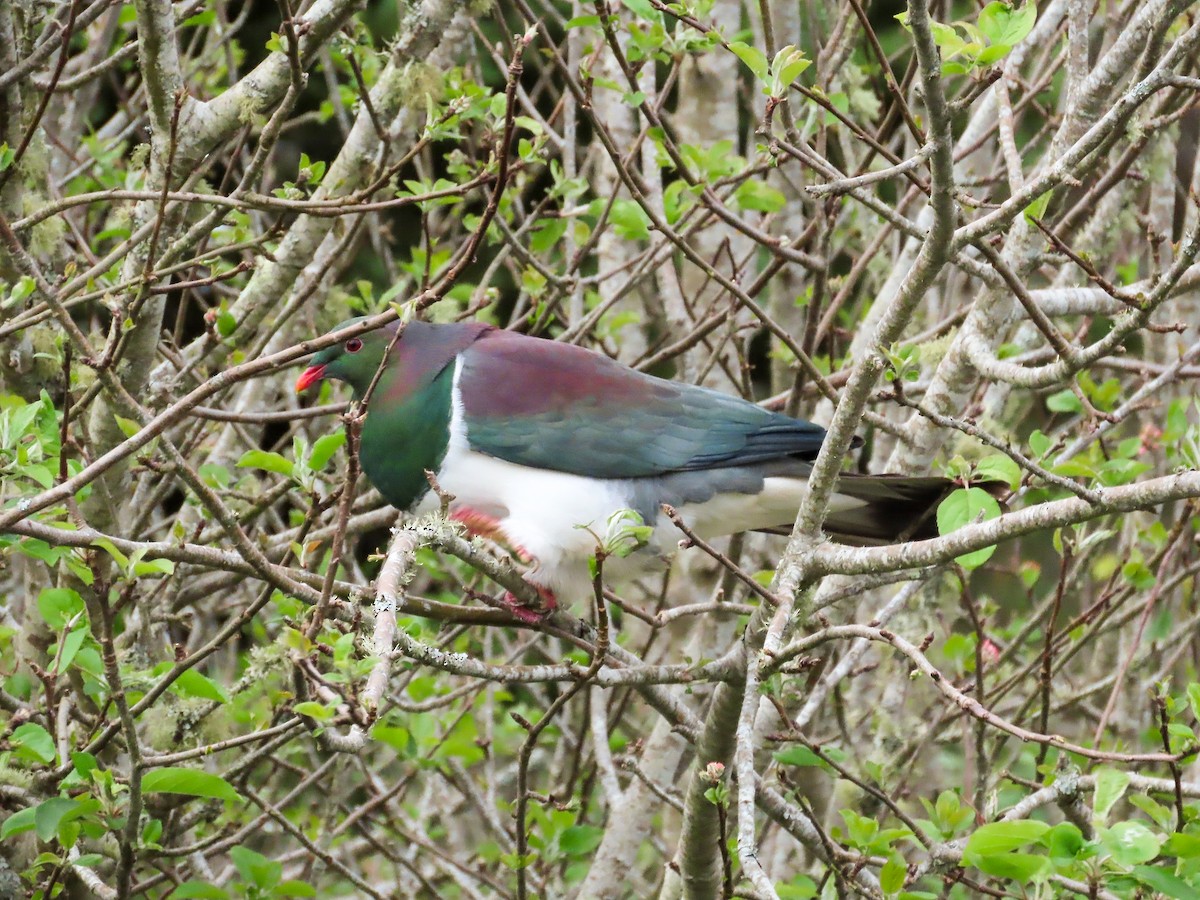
left=458, top=331, right=826, bottom=478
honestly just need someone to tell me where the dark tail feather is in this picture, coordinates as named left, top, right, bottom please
left=824, top=475, right=956, bottom=545
left=752, top=474, right=1007, bottom=544
left=751, top=475, right=955, bottom=544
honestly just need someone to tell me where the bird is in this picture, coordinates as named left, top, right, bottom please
left=296, top=317, right=953, bottom=621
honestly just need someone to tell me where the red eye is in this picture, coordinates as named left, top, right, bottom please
left=345, top=338, right=363, bottom=353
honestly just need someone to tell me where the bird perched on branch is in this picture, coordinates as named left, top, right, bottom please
left=296, top=318, right=952, bottom=621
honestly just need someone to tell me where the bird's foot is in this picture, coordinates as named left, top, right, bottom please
left=501, top=584, right=557, bottom=625
left=449, top=506, right=549, bottom=621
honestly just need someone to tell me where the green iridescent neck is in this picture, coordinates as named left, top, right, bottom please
left=358, top=364, right=455, bottom=511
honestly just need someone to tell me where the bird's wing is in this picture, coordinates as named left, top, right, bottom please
left=456, top=331, right=827, bottom=479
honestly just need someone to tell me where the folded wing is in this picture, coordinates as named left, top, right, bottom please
left=458, top=331, right=828, bottom=478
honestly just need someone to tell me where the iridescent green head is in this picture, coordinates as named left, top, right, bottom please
left=295, top=318, right=395, bottom=397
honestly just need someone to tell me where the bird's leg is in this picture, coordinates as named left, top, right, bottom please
left=448, top=506, right=534, bottom=563
left=501, top=584, right=557, bottom=625
left=450, top=506, right=552, bottom=622
left=448, top=506, right=503, bottom=541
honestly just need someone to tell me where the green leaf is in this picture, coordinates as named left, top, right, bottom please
left=70, top=751, right=98, bottom=780
left=1023, top=189, right=1052, bottom=224
left=1128, top=794, right=1173, bottom=831
left=559, top=825, right=604, bottom=856
left=181, top=9, right=216, bottom=26
left=56, top=626, right=88, bottom=673
left=37, top=587, right=84, bottom=630
left=1131, top=865, right=1196, bottom=898
left=293, top=701, right=334, bottom=721
left=35, top=796, right=79, bottom=841
left=12, top=722, right=56, bottom=763
left=728, top=40, right=769, bottom=82
left=141, top=768, right=241, bottom=803
left=143, top=817, right=163, bottom=846
left=1164, top=832, right=1200, bottom=859
left=733, top=180, right=787, bottom=213
left=974, top=851, right=1049, bottom=882
left=619, top=0, right=660, bottom=22
left=499, top=850, right=537, bottom=870
left=1098, top=457, right=1151, bottom=486
left=199, top=462, right=231, bottom=488
left=963, top=820, right=1050, bottom=860
left=610, top=200, right=651, bottom=242
left=1028, top=429, right=1050, bottom=457
left=237, top=450, right=294, bottom=478
left=978, top=2, right=1037, bottom=47
left=1092, top=766, right=1130, bottom=823
left=839, top=809, right=879, bottom=848
left=171, top=669, right=229, bottom=703
left=530, top=218, right=568, bottom=254
left=773, top=746, right=827, bottom=768
left=1101, top=820, right=1162, bottom=866
left=932, top=22, right=970, bottom=59
left=0, top=398, right=38, bottom=448
left=1045, top=389, right=1081, bottom=413
left=273, top=880, right=318, bottom=898
left=976, top=43, right=1012, bottom=65
left=771, top=46, right=811, bottom=93
left=132, top=556, right=175, bottom=577
left=974, top=453, right=1021, bottom=489
left=308, top=431, right=346, bottom=471
left=216, top=309, right=237, bottom=337
left=776, top=876, right=817, bottom=899
left=73, top=646, right=103, bottom=678
left=599, top=508, right=652, bottom=558
left=370, top=724, right=413, bottom=755
left=18, top=463, right=55, bottom=489
left=936, top=487, right=1002, bottom=569
left=168, top=884, right=230, bottom=900
left=113, top=414, right=141, bottom=439
left=0, top=807, right=36, bottom=839
left=1052, top=459, right=1095, bottom=478
left=1122, top=557, right=1156, bottom=590
left=92, top=537, right=130, bottom=569
left=927, top=790, right=973, bottom=837
left=231, top=845, right=282, bottom=890
left=1045, top=822, right=1083, bottom=861
left=880, top=855, right=907, bottom=893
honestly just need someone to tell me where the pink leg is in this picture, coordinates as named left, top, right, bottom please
left=450, top=507, right=550, bottom=621
left=502, top=584, right=557, bottom=624
left=449, top=507, right=504, bottom=541
left=449, top=507, right=534, bottom=563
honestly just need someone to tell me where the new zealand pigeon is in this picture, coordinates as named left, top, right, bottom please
left=296, top=318, right=951, bottom=618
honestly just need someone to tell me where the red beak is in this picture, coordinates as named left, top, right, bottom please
left=295, top=364, right=327, bottom=393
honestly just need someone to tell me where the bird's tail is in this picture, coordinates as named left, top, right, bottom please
left=823, top=474, right=958, bottom=545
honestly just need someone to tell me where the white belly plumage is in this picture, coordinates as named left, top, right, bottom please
left=418, top=444, right=653, bottom=595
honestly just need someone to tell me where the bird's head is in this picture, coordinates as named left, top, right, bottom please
left=295, top=318, right=395, bottom=397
